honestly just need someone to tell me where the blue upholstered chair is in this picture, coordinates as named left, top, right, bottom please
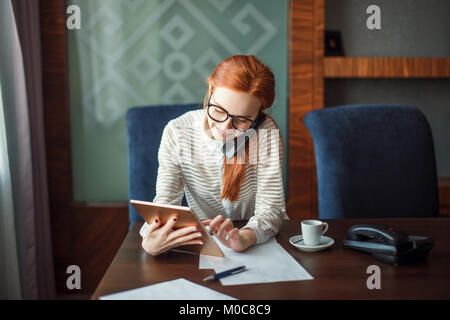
left=304, top=104, right=439, bottom=219
left=126, top=104, right=201, bottom=229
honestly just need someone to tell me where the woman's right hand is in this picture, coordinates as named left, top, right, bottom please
left=141, top=214, right=204, bottom=256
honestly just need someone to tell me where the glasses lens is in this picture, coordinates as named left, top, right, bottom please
left=233, top=117, right=253, bottom=131
left=208, top=105, right=228, bottom=122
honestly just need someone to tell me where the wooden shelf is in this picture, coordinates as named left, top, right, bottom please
left=324, top=57, right=450, bottom=78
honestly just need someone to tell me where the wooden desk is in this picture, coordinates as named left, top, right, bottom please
left=92, top=218, right=450, bottom=300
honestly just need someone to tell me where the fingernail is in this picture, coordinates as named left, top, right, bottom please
left=199, top=241, right=204, bottom=245
left=191, top=227, right=197, bottom=232
left=217, top=230, right=221, bottom=236
left=197, top=233, right=202, bottom=237
left=206, top=226, right=211, bottom=232
left=225, top=234, right=230, bottom=241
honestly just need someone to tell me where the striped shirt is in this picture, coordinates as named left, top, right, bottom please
left=139, top=108, right=288, bottom=244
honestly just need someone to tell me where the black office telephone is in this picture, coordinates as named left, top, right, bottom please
left=222, top=112, right=267, bottom=159
left=343, top=224, right=433, bottom=265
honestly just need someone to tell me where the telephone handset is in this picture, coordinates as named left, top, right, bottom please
left=222, top=112, right=267, bottom=159
left=343, top=224, right=433, bottom=265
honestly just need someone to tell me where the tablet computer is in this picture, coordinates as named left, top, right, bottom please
left=130, top=199, right=224, bottom=257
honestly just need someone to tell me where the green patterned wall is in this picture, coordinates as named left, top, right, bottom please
left=67, top=0, right=288, bottom=201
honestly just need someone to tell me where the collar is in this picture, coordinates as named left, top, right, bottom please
left=199, top=109, right=224, bottom=153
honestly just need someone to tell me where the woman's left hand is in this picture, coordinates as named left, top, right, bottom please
left=202, top=215, right=256, bottom=252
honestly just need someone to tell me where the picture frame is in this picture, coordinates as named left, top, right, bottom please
left=325, top=30, right=345, bottom=56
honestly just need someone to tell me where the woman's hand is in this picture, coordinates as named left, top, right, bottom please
left=141, top=214, right=204, bottom=256
left=204, top=215, right=257, bottom=252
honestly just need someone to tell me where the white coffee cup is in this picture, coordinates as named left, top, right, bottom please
left=301, top=220, right=329, bottom=246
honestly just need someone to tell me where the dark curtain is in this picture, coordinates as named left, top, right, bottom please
left=2, top=0, right=56, bottom=299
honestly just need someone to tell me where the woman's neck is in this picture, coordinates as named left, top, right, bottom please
left=203, top=114, right=215, bottom=140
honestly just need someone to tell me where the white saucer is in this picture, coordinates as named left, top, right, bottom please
left=289, top=235, right=334, bottom=252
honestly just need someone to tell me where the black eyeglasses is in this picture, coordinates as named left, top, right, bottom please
left=207, top=93, right=257, bottom=132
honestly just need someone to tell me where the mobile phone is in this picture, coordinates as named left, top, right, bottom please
left=222, top=112, right=267, bottom=159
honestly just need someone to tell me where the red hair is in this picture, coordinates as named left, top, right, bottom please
left=203, top=55, right=275, bottom=202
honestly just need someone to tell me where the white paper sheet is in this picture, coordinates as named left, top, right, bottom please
left=199, top=236, right=313, bottom=286
left=100, top=278, right=237, bottom=300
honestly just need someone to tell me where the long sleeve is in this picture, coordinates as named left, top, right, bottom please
left=140, top=121, right=185, bottom=238
left=139, top=110, right=289, bottom=243
left=242, top=122, right=288, bottom=244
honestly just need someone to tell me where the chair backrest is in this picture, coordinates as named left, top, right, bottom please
left=304, top=104, right=439, bottom=219
left=126, top=104, right=200, bottom=229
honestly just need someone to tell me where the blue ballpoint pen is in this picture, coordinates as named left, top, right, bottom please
left=203, top=265, right=247, bottom=282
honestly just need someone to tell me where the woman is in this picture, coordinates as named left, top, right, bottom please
left=140, top=55, right=287, bottom=256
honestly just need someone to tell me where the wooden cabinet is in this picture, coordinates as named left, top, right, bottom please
left=287, top=0, right=450, bottom=219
